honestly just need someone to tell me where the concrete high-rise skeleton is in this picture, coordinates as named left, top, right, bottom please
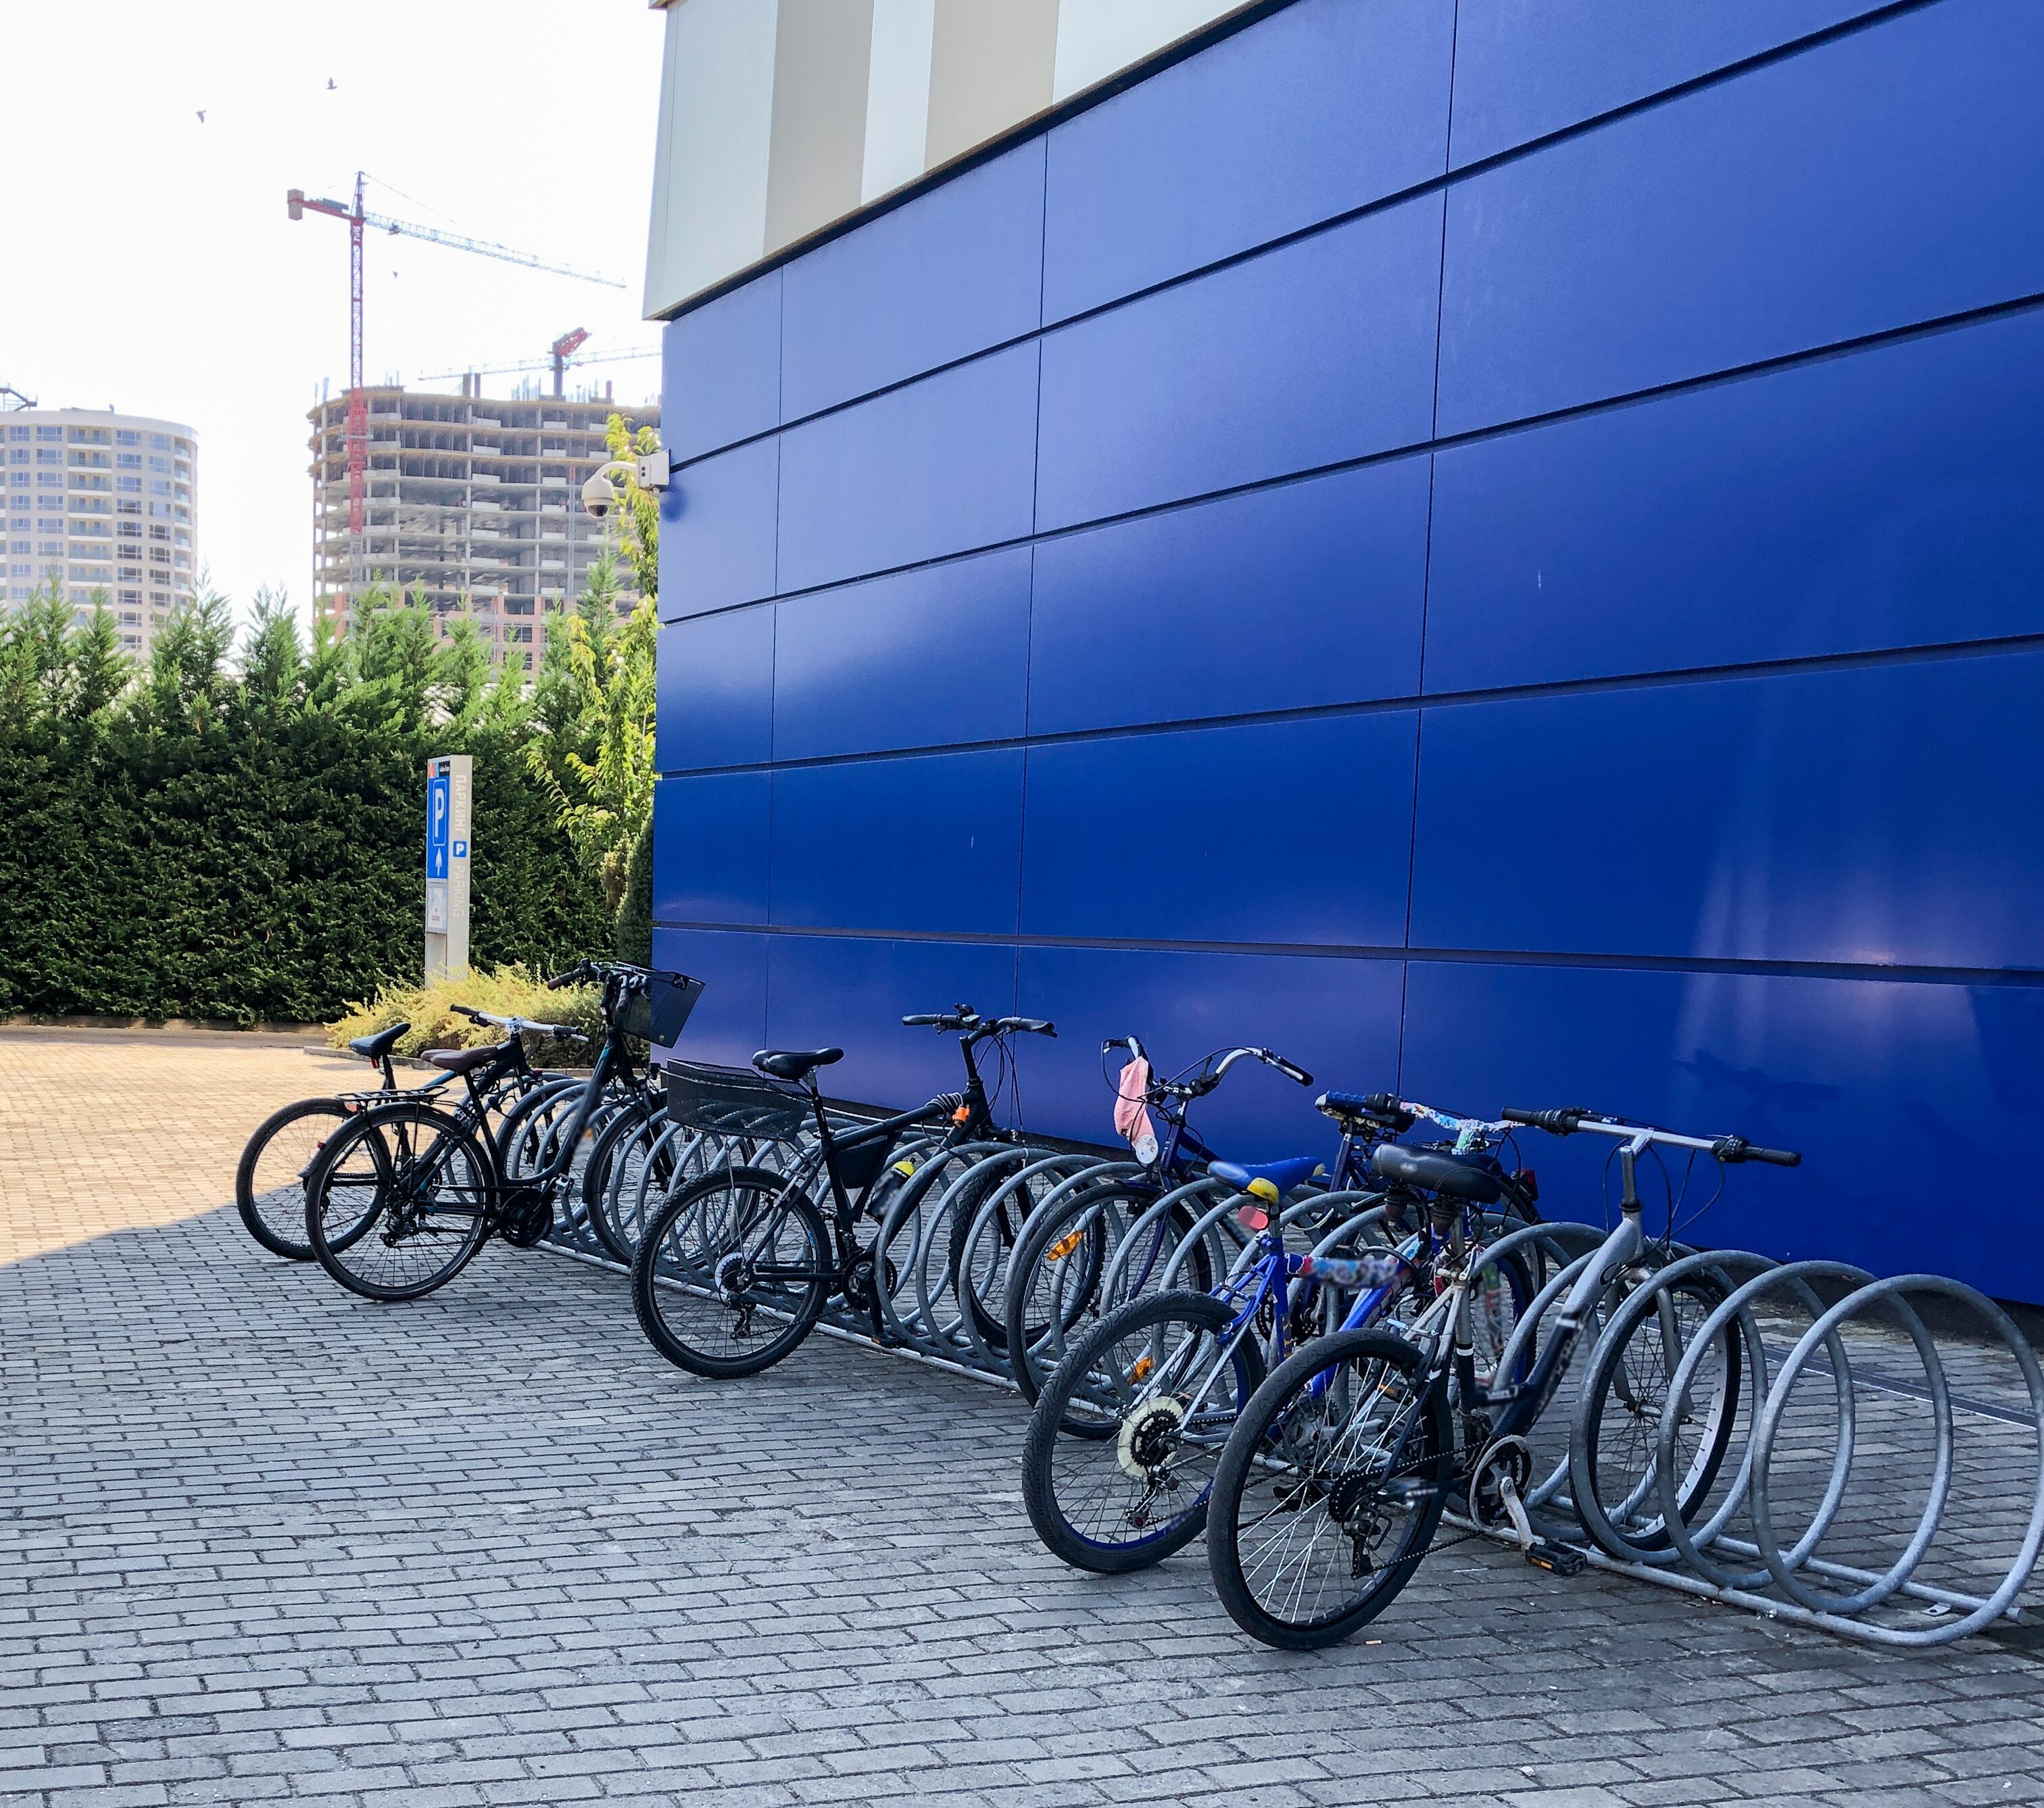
left=1, top=406, right=198, bottom=657
left=306, top=384, right=658, bottom=667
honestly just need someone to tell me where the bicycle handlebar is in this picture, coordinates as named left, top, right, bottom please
left=1503, top=1106, right=1800, bottom=1167
left=453, top=1004, right=589, bottom=1046
left=993, top=1016, right=1056, bottom=1037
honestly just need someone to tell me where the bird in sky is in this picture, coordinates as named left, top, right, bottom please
left=196, top=109, right=206, bottom=123
left=327, top=78, right=337, bottom=91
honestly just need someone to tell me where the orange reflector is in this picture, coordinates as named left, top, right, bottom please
left=952, top=1104, right=972, bottom=1123
left=1132, top=1355, right=1155, bottom=1383
left=1048, top=1229, right=1084, bottom=1262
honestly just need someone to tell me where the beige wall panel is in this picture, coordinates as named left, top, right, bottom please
left=765, top=0, right=876, bottom=254
left=924, top=0, right=1061, bottom=169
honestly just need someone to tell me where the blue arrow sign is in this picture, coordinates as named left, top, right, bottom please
left=427, top=772, right=450, bottom=879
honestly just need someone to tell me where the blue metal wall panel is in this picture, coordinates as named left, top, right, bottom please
left=1426, top=309, right=2044, bottom=692
left=1438, top=0, right=2044, bottom=435
left=1021, top=714, right=1417, bottom=948
left=653, top=0, right=2044, bottom=1296
left=776, top=344, right=1040, bottom=593
left=650, top=774, right=771, bottom=926
left=773, top=547, right=1031, bottom=761
left=1041, top=0, right=1453, bottom=322
left=1399, top=959, right=2044, bottom=1301
left=1036, top=195, right=1444, bottom=529
left=781, top=141, right=1046, bottom=422
left=655, top=606, right=775, bottom=773
left=764, top=935, right=1021, bottom=1110
left=661, top=270, right=781, bottom=463
left=651, top=927, right=771, bottom=1069
left=1447, top=0, right=1889, bottom=169
left=767, top=750, right=1025, bottom=937
left=1017, top=945, right=1405, bottom=1163
left=1027, top=460, right=1432, bottom=735
left=660, top=437, right=779, bottom=619
left=1412, top=652, right=2044, bottom=971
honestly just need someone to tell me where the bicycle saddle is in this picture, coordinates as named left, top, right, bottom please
left=347, top=1023, right=408, bottom=1061
left=1209, top=1155, right=1323, bottom=1198
left=752, top=1048, right=844, bottom=1083
left=423, top=1044, right=500, bottom=1075
left=1369, top=1142, right=1503, bottom=1205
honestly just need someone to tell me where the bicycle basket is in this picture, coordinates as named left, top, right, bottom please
left=664, top=1059, right=810, bottom=1144
left=618, top=969, right=705, bottom=1048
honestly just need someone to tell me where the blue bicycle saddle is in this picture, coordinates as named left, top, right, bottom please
left=1209, top=1155, right=1322, bottom=1197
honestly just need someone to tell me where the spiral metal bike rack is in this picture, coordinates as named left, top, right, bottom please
left=1441, top=1241, right=2044, bottom=1648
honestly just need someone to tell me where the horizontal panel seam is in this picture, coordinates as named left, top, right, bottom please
left=664, top=0, right=1935, bottom=453
left=664, top=287, right=2044, bottom=618
left=654, top=627, right=2044, bottom=777
left=646, top=923, right=2044, bottom=989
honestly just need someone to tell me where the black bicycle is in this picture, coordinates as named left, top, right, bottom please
left=302, top=962, right=701, bottom=1300
left=630, top=1008, right=1055, bottom=1379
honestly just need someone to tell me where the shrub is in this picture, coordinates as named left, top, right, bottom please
left=326, top=962, right=602, bottom=1064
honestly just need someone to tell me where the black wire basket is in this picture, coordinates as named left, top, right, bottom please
left=664, top=1059, right=810, bottom=1144
left=616, top=969, right=705, bottom=1049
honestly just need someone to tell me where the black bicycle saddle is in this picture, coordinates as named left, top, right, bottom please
left=752, top=1048, right=844, bottom=1083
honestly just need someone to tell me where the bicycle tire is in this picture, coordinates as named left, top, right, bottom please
left=1207, top=1328, right=1450, bottom=1650
left=304, top=1099, right=495, bottom=1302
left=1023, top=1290, right=1265, bottom=1573
left=631, top=1165, right=830, bottom=1379
left=1570, top=1268, right=1744, bottom=1559
left=579, top=1097, right=660, bottom=1262
left=1006, top=1182, right=1217, bottom=1407
left=235, top=1095, right=352, bottom=1261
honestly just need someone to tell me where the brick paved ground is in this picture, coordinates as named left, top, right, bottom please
left=3, top=1031, right=2043, bottom=1807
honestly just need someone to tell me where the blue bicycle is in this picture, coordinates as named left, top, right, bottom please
left=1020, top=1097, right=1540, bottom=1572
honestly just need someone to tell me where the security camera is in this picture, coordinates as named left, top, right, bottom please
left=581, top=468, right=618, bottom=520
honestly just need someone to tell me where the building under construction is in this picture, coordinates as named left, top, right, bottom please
left=306, top=383, right=658, bottom=665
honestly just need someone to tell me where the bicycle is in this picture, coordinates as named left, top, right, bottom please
left=1022, top=1095, right=1541, bottom=1572
left=629, top=1008, right=1056, bottom=1380
left=1204, top=1105, right=1797, bottom=1647
left=1001, top=1037, right=1348, bottom=1405
left=302, top=962, right=700, bottom=1301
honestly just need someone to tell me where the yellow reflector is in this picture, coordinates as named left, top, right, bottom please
left=1048, top=1229, right=1084, bottom=1262
left=1247, top=1177, right=1281, bottom=1203
left=892, top=1159, right=917, bottom=1177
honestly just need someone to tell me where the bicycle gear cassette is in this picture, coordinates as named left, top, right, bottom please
left=499, top=1188, right=554, bottom=1248
left=1117, top=1396, right=1185, bottom=1480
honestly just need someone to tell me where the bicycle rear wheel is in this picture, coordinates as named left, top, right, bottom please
left=1023, top=1290, right=1264, bottom=1573
left=1207, top=1329, right=1449, bottom=1649
left=631, top=1166, right=830, bottom=1379
left=237, top=1096, right=351, bottom=1260
left=305, top=1100, right=493, bottom=1302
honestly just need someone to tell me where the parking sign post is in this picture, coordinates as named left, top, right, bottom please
left=424, top=754, right=472, bottom=979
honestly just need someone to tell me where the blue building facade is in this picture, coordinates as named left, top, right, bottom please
left=651, top=0, right=2044, bottom=1300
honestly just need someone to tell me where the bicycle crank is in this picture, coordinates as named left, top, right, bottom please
left=1117, top=1396, right=1185, bottom=1481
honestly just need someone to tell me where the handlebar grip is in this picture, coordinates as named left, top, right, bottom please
left=1713, top=1135, right=1801, bottom=1167
left=452, top=1005, right=485, bottom=1022
left=901, top=1014, right=944, bottom=1027
left=1501, top=1107, right=1586, bottom=1135
left=1266, top=1053, right=1315, bottom=1087
left=546, top=967, right=581, bottom=990
left=996, top=1016, right=1056, bottom=1037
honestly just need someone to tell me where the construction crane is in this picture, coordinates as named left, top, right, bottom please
left=420, top=337, right=660, bottom=392
left=287, top=172, right=625, bottom=595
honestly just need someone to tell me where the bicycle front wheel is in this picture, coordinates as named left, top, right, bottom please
left=305, top=1100, right=493, bottom=1302
left=631, top=1166, right=830, bottom=1379
left=1023, top=1290, right=1264, bottom=1573
left=1207, top=1329, right=1449, bottom=1649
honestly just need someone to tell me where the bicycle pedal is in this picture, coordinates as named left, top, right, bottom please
left=1525, top=1540, right=1587, bottom=1578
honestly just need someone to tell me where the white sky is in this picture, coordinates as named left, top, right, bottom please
left=0, top=1, right=668, bottom=626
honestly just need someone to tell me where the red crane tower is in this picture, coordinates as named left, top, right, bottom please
left=287, top=174, right=623, bottom=598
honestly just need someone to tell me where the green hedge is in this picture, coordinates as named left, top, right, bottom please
left=0, top=589, right=616, bottom=1024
